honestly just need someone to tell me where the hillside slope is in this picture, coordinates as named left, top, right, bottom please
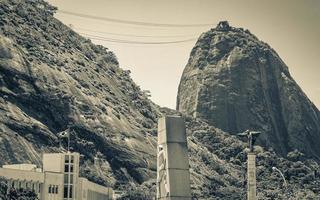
left=0, top=0, right=160, bottom=187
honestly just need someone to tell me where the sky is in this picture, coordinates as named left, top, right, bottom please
left=47, top=0, right=320, bottom=109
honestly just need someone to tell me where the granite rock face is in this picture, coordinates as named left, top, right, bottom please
left=0, top=0, right=160, bottom=187
left=177, top=21, right=320, bottom=157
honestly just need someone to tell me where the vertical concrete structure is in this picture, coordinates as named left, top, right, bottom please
left=247, top=153, right=256, bottom=200
left=157, top=116, right=191, bottom=200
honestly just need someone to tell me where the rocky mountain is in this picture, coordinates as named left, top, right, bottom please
left=0, top=0, right=161, bottom=188
left=177, top=21, right=320, bottom=158
left=1, top=1, right=320, bottom=199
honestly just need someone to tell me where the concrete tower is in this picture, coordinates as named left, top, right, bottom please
left=247, top=152, right=256, bottom=200
left=156, top=116, right=191, bottom=200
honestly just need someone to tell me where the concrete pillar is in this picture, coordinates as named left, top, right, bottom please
left=157, top=116, right=191, bottom=200
left=247, top=153, right=256, bottom=200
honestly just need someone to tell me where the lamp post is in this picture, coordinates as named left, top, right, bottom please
left=272, top=167, right=287, bottom=188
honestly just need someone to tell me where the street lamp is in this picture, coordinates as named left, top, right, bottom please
left=272, top=167, right=287, bottom=188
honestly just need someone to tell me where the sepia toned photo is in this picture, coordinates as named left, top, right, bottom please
left=0, top=0, right=319, bottom=199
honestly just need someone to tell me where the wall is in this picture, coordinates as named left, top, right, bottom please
left=78, top=177, right=113, bottom=200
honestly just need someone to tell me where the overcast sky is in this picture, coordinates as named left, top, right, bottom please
left=47, top=0, right=320, bottom=109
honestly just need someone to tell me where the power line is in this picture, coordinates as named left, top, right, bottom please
left=58, top=10, right=215, bottom=28
left=84, top=34, right=197, bottom=44
left=73, top=27, right=199, bottom=38
left=79, top=32, right=197, bottom=44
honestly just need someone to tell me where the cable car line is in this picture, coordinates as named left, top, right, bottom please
left=58, top=10, right=215, bottom=28
left=73, top=27, right=199, bottom=38
left=79, top=32, right=197, bottom=44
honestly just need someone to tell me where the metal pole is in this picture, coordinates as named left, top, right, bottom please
left=68, top=130, right=71, bottom=153
left=67, top=132, right=70, bottom=152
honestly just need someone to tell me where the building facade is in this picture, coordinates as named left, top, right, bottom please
left=0, top=152, right=113, bottom=200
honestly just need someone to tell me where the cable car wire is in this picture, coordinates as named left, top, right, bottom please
left=80, top=32, right=197, bottom=44
left=73, top=27, right=199, bottom=38
left=58, top=10, right=215, bottom=28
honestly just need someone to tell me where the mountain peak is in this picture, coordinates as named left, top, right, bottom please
left=216, top=21, right=231, bottom=31
left=177, top=24, right=320, bottom=157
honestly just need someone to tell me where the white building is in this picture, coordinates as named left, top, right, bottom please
left=0, top=152, right=113, bottom=200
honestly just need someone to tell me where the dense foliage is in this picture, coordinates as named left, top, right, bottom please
left=0, top=179, right=38, bottom=200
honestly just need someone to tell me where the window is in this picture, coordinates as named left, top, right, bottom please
left=69, top=186, right=73, bottom=198
left=63, top=154, right=75, bottom=199
left=64, top=174, right=68, bottom=184
left=64, top=164, right=69, bottom=172
left=64, top=185, right=68, bottom=198
left=63, top=185, right=73, bottom=198
left=65, top=155, right=70, bottom=164
left=69, top=174, right=73, bottom=183
left=48, top=185, right=59, bottom=194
